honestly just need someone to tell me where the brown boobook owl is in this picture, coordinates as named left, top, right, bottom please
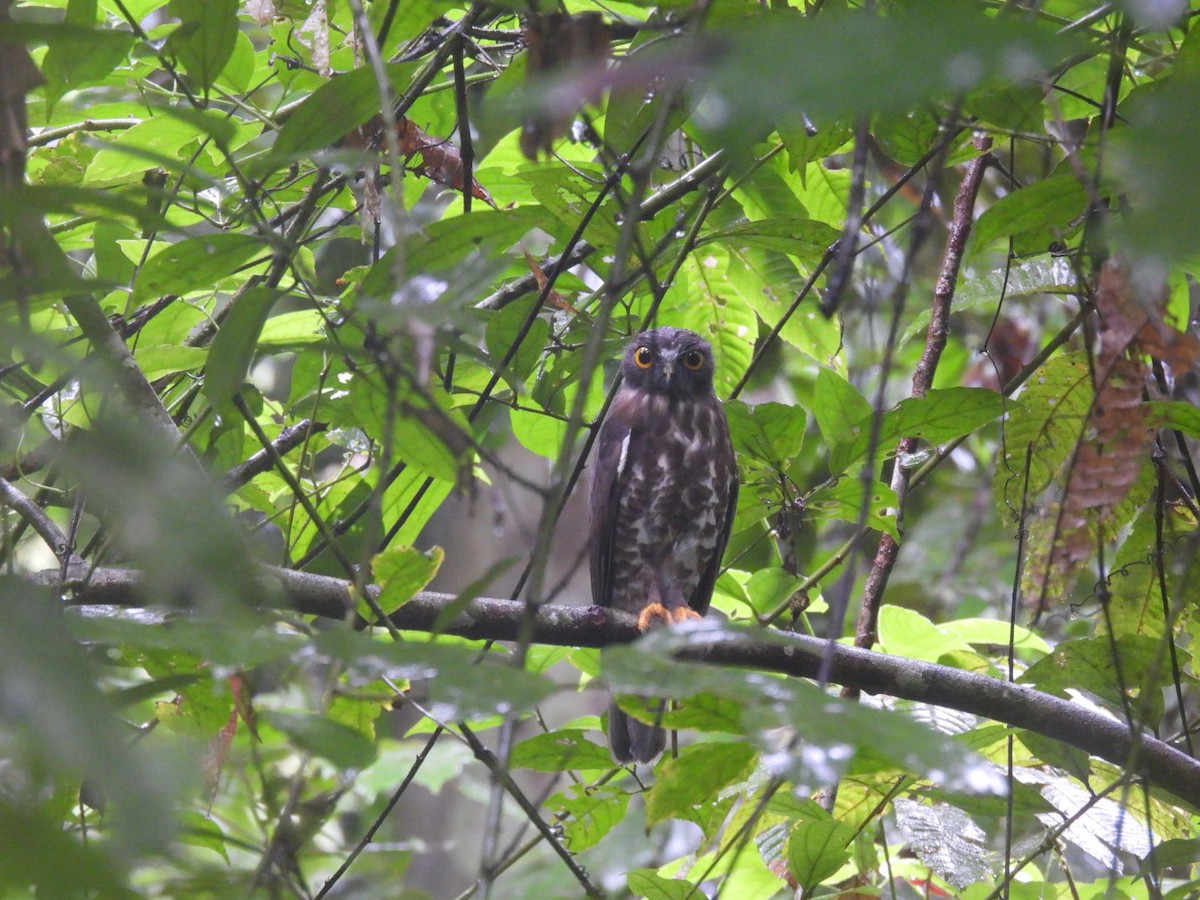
left=589, top=327, right=739, bottom=763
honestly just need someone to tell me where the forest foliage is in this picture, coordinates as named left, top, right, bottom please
left=2, top=0, right=1200, bottom=897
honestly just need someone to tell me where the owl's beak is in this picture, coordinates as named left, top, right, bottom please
left=659, top=350, right=677, bottom=382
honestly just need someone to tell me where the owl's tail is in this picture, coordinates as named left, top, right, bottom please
left=607, top=699, right=666, bottom=764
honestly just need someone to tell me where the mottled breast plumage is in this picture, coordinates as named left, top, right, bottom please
left=589, top=328, right=738, bottom=618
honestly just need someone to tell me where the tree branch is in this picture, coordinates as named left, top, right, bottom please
left=853, top=136, right=993, bottom=651
left=33, top=564, right=1200, bottom=811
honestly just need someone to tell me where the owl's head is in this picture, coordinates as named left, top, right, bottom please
left=620, top=327, right=716, bottom=399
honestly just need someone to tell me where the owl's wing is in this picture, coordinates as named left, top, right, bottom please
left=589, top=402, right=635, bottom=609
left=689, top=425, right=739, bottom=616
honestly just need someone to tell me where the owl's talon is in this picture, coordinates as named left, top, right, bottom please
left=671, top=607, right=703, bottom=624
left=637, top=603, right=672, bottom=632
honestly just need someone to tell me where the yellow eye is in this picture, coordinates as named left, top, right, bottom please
left=634, top=346, right=654, bottom=369
left=683, top=349, right=705, bottom=370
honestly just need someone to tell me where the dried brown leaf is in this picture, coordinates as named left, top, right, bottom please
left=523, top=249, right=580, bottom=314
left=346, top=115, right=497, bottom=207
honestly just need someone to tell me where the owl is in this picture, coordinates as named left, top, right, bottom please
left=589, top=327, right=739, bottom=763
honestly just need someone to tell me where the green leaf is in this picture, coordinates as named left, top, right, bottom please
left=1141, top=838, right=1200, bottom=875
left=997, top=353, right=1090, bottom=513
left=178, top=811, right=231, bottom=862
left=268, top=64, right=416, bottom=169
left=131, top=233, right=264, bottom=305
left=1112, top=73, right=1200, bottom=265
left=1148, top=399, right=1200, bottom=440
left=702, top=2, right=1079, bottom=154
left=660, top=692, right=744, bottom=733
left=485, top=294, right=549, bottom=388
left=724, top=241, right=844, bottom=368
left=787, top=817, right=855, bottom=893
left=603, top=624, right=1001, bottom=793
left=1018, top=634, right=1177, bottom=725
left=132, top=344, right=208, bottom=380
left=0, top=801, right=135, bottom=898
left=263, top=710, right=378, bottom=769
left=744, top=567, right=805, bottom=618
left=939, top=618, right=1050, bottom=655
left=550, top=784, right=629, bottom=851
left=812, top=367, right=870, bottom=445
left=510, top=729, right=614, bottom=772
left=204, top=286, right=281, bottom=416
left=0, top=579, right=177, bottom=855
left=314, top=630, right=555, bottom=721
left=969, top=173, right=1089, bottom=257
left=830, top=387, right=1004, bottom=474
left=347, top=383, right=472, bottom=483
left=510, top=404, right=566, bottom=460
left=645, top=742, right=757, bottom=825
left=807, top=475, right=899, bottom=540
left=877, top=606, right=972, bottom=664
left=725, top=400, right=806, bottom=467
left=41, top=2, right=134, bottom=114
left=701, top=215, right=838, bottom=262
left=371, top=545, right=445, bottom=617
left=258, top=309, right=328, bottom=348
left=626, top=870, right=699, bottom=900
left=677, top=247, right=757, bottom=397
left=166, top=0, right=238, bottom=94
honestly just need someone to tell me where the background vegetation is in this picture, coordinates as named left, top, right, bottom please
left=2, top=0, right=1200, bottom=896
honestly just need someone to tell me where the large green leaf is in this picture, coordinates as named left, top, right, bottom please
left=372, top=545, right=445, bottom=617
left=829, top=387, right=1004, bottom=474
left=130, top=233, right=264, bottom=305
left=165, top=0, right=238, bottom=94
left=40, top=1, right=134, bottom=114
left=645, top=741, right=758, bottom=825
left=969, top=173, right=1089, bottom=258
left=510, top=729, right=614, bottom=772
left=787, top=817, right=855, bottom=894
left=203, top=286, right=281, bottom=416
left=1018, top=634, right=1180, bottom=727
left=0, top=579, right=177, bottom=856
left=268, top=63, right=417, bottom=168
left=548, top=784, right=629, bottom=852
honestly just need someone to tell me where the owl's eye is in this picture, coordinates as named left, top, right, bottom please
left=634, top=347, right=655, bottom=369
left=682, top=349, right=705, bottom=370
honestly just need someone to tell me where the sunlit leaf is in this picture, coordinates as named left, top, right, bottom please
left=645, top=741, right=757, bottom=825
left=510, top=729, right=613, bottom=772
left=787, top=816, right=855, bottom=893
left=371, top=545, right=445, bottom=616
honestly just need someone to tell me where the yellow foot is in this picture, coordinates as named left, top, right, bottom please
left=671, top=607, right=703, bottom=624
left=637, top=603, right=672, bottom=631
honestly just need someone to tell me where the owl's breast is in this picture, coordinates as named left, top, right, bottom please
left=606, top=398, right=734, bottom=610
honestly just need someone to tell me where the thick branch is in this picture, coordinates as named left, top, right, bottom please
left=34, top=564, right=1200, bottom=811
